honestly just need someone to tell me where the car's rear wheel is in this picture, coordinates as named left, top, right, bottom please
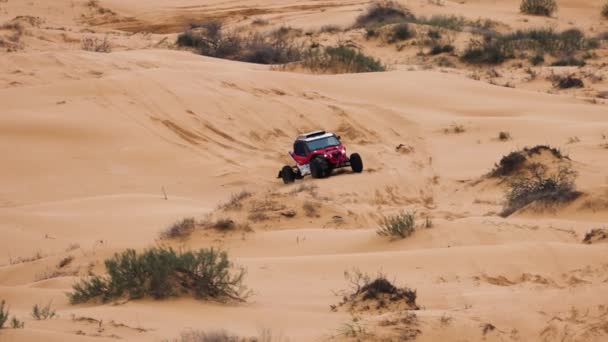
left=281, top=165, right=296, bottom=184
left=350, top=153, right=363, bottom=173
left=311, top=158, right=329, bottom=178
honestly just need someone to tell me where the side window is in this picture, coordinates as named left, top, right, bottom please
left=294, top=141, right=307, bottom=156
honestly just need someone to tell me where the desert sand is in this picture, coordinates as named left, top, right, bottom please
left=1, top=0, right=608, bottom=341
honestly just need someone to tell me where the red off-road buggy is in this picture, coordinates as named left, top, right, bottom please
left=278, top=130, right=363, bottom=184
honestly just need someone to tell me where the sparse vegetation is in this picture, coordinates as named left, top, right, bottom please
left=219, top=190, right=252, bottom=210
left=461, top=28, right=596, bottom=65
left=211, top=218, right=237, bottom=231
left=582, top=228, right=607, bottom=244
left=177, top=21, right=302, bottom=65
left=552, top=74, right=584, bottom=89
left=302, top=201, right=320, bottom=217
left=551, top=56, right=585, bottom=66
left=58, top=255, right=74, bottom=268
left=377, top=211, right=416, bottom=239
left=603, top=2, right=608, bottom=19
left=444, top=123, right=466, bottom=134
left=388, top=23, right=414, bottom=42
left=160, top=217, right=196, bottom=239
left=490, top=145, right=566, bottom=177
left=416, top=15, right=467, bottom=31
left=354, top=1, right=414, bottom=28
left=10, top=317, right=24, bottom=329
left=31, top=302, right=56, bottom=320
left=68, top=247, right=248, bottom=304
left=498, top=131, right=511, bottom=141
left=520, top=0, right=557, bottom=17
left=176, top=328, right=285, bottom=342
left=81, top=36, right=111, bottom=53
left=320, top=25, right=342, bottom=34
left=302, top=45, right=386, bottom=73
left=0, top=300, right=8, bottom=329
left=338, top=269, right=419, bottom=312
left=502, top=163, right=580, bottom=216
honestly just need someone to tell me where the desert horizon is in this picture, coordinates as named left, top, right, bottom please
left=1, top=0, right=607, bottom=341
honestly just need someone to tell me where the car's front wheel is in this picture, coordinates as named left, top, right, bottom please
left=281, top=165, right=296, bottom=184
left=311, top=158, right=329, bottom=178
left=350, top=153, right=363, bottom=173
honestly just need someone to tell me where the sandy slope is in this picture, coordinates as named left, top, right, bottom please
left=1, top=0, right=608, bottom=341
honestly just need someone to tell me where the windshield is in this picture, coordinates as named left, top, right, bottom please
left=306, top=136, right=340, bottom=151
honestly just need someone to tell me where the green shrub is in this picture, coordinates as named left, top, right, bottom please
left=176, top=21, right=302, bottom=65
left=520, top=0, right=557, bottom=16
left=461, top=39, right=511, bottom=64
left=68, top=247, right=247, bottom=304
left=416, top=15, right=467, bottom=31
left=354, top=0, right=414, bottom=28
left=0, top=300, right=8, bottom=329
left=501, top=164, right=580, bottom=216
left=302, top=45, right=385, bottom=73
left=160, top=217, right=196, bottom=239
left=341, top=269, right=419, bottom=310
left=462, top=28, right=595, bottom=65
left=429, top=43, right=454, bottom=55
left=552, top=75, right=584, bottom=89
left=530, top=54, right=544, bottom=65
left=10, top=317, right=24, bottom=329
left=377, top=211, right=416, bottom=239
left=551, top=57, right=586, bottom=66
left=388, top=23, right=413, bottom=42
left=31, top=302, right=56, bottom=320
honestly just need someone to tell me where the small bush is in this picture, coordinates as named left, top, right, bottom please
left=320, top=25, right=342, bottom=34
left=388, top=23, right=413, bottom=42
left=429, top=43, right=454, bottom=55
left=498, top=131, right=512, bottom=141
left=58, top=255, right=74, bottom=268
left=251, top=18, right=269, bottom=26
left=81, top=36, right=111, bottom=53
left=10, top=317, right=24, bottom=329
left=582, top=228, right=608, bottom=244
left=68, top=247, right=248, bottom=303
left=377, top=211, right=415, bottom=239
left=490, top=145, right=566, bottom=177
left=302, top=201, right=320, bottom=217
left=176, top=329, right=284, bottom=342
left=354, top=1, right=414, bottom=28
left=177, top=21, right=302, bottom=65
left=461, top=39, right=510, bottom=65
left=461, top=28, right=595, bottom=65
left=416, top=15, right=467, bottom=31
left=302, top=45, right=385, bottom=73
left=31, top=302, right=56, bottom=320
left=530, top=54, right=545, bottom=65
left=340, top=269, right=419, bottom=311
left=219, top=190, right=252, bottom=210
left=501, top=163, right=580, bottom=216
left=603, top=2, right=608, bottom=18
left=212, top=218, right=236, bottom=231
left=520, top=0, right=557, bottom=16
left=0, top=300, right=8, bottom=328
left=161, top=217, right=196, bottom=239
left=551, top=57, right=585, bottom=67
left=552, top=75, right=584, bottom=89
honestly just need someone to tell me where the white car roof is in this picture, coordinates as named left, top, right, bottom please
left=297, top=131, right=336, bottom=142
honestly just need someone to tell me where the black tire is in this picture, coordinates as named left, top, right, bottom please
left=310, top=158, right=329, bottom=178
left=281, top=165, right=296, bottom=184
left=350, top=153, right=363, bottom=173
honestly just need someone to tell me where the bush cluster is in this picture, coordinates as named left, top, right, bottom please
left=377, top=211, right=416, bottom=239
left=68, top=247, right=248, bottom=304
left=302, top=45, right=385, bottom=73
left=520, top=0, right=557, bottom=16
